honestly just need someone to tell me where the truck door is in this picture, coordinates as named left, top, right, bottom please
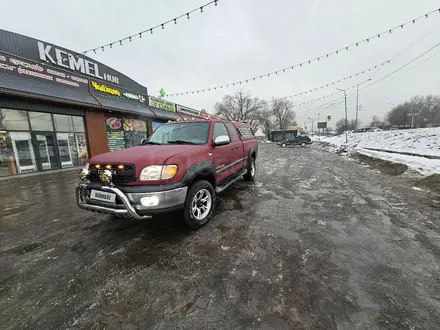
left=225, top=122, right=244, bottom=172
left=212, top=122, right=235, bottom=184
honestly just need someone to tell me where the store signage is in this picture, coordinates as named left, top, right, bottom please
left=122, top=92, right=146, bottom=103
left=0, top=52, right=88, bottom=89
left=176, top=105, right=200, bottom=116
left=91, top=81, right=121, bottom=96
left=148, top=96, right=176, bottom=112
left=37, top=41, right=120, bottom=84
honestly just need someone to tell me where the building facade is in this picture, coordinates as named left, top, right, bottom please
left=0, top=29, right=204, bottom=177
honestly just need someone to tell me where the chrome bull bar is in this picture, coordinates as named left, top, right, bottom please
left=76, top=184, right=152, bottom=220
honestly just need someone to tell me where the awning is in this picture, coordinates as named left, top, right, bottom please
left=93, top=94, right=155, bottom=117
left=148, top=106, right=182, bottom=120
left=0, top=71, right=101, bottom=107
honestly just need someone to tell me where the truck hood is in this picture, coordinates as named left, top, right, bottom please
left=90, top=144, right=200, bottom=166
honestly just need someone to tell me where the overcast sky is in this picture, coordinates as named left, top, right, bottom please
left=2, top=0, right=440, bottom=128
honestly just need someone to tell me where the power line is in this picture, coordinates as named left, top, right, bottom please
left=166, top=7, right=440, bottom=96
left=361, top=40, right=440, bottom=91
left=272, top=60, right=391, bottom=102
left=388, top=48, right=440, bottom=81
left=82, top=1, right=219, bottom=55
left=300, top=40, right=440, bottom=119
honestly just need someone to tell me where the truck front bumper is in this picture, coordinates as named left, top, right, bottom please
left=76, top=182, right=187, bottom=220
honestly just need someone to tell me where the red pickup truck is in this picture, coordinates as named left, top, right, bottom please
left=77, top=116, right=258, bottom=228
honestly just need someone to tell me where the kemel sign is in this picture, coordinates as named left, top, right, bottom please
left=149, top=96, right=175, bottom=112
left=38, top=41, right=120, bottom=84
left=176, top=105, right=200, bottom=116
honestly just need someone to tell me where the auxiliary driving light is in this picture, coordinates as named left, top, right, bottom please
left=140, top=196, right=159, bottom=207
left=79, top=168, right=90, bottom=180
left=99, top=169, right=113, bottom=184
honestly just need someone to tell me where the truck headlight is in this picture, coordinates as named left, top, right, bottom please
left=139, top=165, right=177, bottom=181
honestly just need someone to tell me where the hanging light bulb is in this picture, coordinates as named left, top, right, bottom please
left=174, top=18, right=177, bottom=24
left=200, top=6, right=203, bottom=13
left=110, top=43, right=113, bottom=48
left=119, top=40, right=122, bottom=45
left=101, top=46, right=104, bottom=51
left=150, top=28, right=153, bottom=34
left=187, top=13, right=190, bottom=19
left=139, top=32, right=142, bottom=38
left=162, top=24, right=164, bottom=29
left=215, top=0, right=218, bottom=6
left=93, top=49, right=96, bottom=54
left=129, top=37, right=132, bottom=42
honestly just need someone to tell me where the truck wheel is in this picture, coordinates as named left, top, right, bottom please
left=183, top=180, right=215, bottom=229
left=243, top=157, right=256, bottom=182
left=281, top=143, right=287, bottom=148
left=301, top=142, right=306, bottom=147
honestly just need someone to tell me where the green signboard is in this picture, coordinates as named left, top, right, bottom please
left=176, top=105, right=200, bottom=116
left=148, top=96, right=176, bottom=112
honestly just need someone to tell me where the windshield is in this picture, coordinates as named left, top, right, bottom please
left=145, top=122, right=210, bottom=145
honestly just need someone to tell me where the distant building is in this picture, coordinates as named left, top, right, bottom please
left=270, top=127, right=303, bottom=142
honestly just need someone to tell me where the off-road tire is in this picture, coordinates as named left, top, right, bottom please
left=301, top=142, right=306, bottom=147
left=183, top=180, right=215, bottom=229
left=243, top=157, right=256, bottom=182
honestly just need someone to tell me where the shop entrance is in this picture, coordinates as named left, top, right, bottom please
left=31, top=132, right=60, bottom=171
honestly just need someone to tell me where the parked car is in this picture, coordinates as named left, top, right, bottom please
left=368, top=128, right=383, bottom=132
left=277, top=135, right=312, bottom=148
left=76, top=117, right=258, bottom=229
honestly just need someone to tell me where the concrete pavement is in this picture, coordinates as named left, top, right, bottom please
left=1, top=144, right=440, bottom=329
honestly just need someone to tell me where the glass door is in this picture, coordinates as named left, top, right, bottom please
left=32, top=132, right=59, bottom=171
left=56, top=133, right=74, bottom=168
left=9, top=132, right=37, bottom=173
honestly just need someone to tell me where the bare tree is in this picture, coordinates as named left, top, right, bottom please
left=214, top=90, right=266, bottom=132
left=370, top=115, right=383, bottom=128
left=253, top=105, right=275, bottom=139
left=386, top=95, right=440, bottom=128
left=271, top=99, right=297, bottom=130
left=336, top=118, right=357, bottom=134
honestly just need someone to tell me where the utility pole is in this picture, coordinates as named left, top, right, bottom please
left=355, top=78, right=371, bottom=132
left=336, top=88, right=348, bottom=143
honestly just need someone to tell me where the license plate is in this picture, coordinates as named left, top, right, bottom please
left=99, top=169, right=118, bottom=175
left=90, top=190, right=116, bottom=203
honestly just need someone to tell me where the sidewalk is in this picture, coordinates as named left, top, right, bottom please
left=0, top=167, right=80, bottom=182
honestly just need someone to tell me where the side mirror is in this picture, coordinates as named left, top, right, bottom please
left=141, top=139, right=147, bottom=145
left=213, top=135, right=230, bottom=146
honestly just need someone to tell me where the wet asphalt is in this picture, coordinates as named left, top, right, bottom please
left=1, top=143, right=440, bottom=330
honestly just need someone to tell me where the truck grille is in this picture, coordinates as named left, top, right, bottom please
left=89, top=163, right=136, bottom=183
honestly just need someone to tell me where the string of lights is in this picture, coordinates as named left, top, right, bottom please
left=271, top=59, right=391, bottom=102
left=360, top=40, right=440, bottom=91
left=299, top=40, right=440, bottom=119
left=166, top=7, right=440, bottom=97
left=82, top=0, right=219, bottom=55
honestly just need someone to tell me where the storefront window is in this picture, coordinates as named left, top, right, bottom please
left=8, top=131, right=37, bottom=174
left=0, top=109, right=89, bottom=176
left=0, top=109, right=30, bottom=131
left=53, top=114, right=74, bottom=132
left=29, top=111, right=53, bottom=131
left=72, top=116, right=85, bottom=133
left=105, top=116, right=148, bottom=151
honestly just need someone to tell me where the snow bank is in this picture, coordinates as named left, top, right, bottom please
left=321, top=128, right=440, bottom=176
left=357, top=149, right=440, bottom=176
left=322, top=128, right=440, bottom=158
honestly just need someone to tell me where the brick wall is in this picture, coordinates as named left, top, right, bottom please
left=85, top=110, right=109, bottom=157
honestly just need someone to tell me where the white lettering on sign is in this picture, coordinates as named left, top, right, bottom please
left=0, top=55, right=6, bottom=61
left=0, top=63, right=15, bottom=71
left=10, top=58, right=44, bottom=72
left=38, top=41, right=120, bottom=84
left=71, top=75, right=88, bottom=84
left=47, top=68, right=66, bottom=78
